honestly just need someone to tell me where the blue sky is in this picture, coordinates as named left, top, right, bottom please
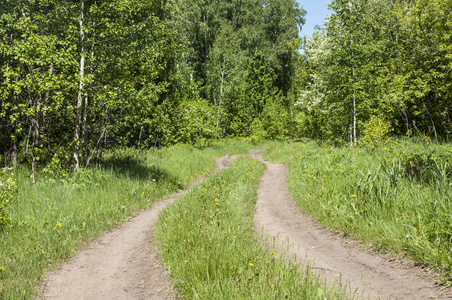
left=296, top=0, right=332, bottom=37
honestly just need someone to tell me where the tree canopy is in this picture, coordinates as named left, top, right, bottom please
left=0, top=0, right=306, bottom=171
left=296, top=0, right=452, bottom=143
left=2, top=0, right=451, bottom=172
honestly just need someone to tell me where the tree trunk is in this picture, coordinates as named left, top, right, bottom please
left=29, top=116, right=37, bottom=184
left=216, top=65, right=225, bottom=134
left=11, top=95, right=18, bottom=168
left=136, top=125, right=143, bottom=157
left=11, top=139, right=17, bottom=168
left=74, top=0, right=86, bottom=170
left=81, top=14, right=96, bottom=158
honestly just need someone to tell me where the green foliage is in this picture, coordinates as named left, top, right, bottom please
left=249, top=118, right=266, bottom=143
left=0, top=0, right=180, bottom=169
left=176, top=92, right=219, bottom=146
left=393, top=148, right=452, bottom=183
left=173, top=0, right=304, bottom=139
left=0, top=13, right=77, bottom=168
left=260, top=97, right=289, bottom=139
left=0, top=0, right=305, bottom=168
left=292, top=106, right=326, bottom=140
left=360, top=116, right=392, bottom=149
left=0, top=168, right=17, bottom=231
left=298, top=0, right=452, bottom=142
left=40, top=148, right=72, bottom=180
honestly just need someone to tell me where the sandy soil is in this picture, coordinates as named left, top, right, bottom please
left=251, top=149, right=451, bottom=300
left=41, top=193, right=179, bottom=300
left=40, top=150, right=451, bottom=300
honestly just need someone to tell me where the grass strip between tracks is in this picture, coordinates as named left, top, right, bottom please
left=155, top=156, right=349, bottom=299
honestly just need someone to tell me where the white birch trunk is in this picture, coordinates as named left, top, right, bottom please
left=216, top=66, right=225, bottom=131
left=74, top=0, right=85, bottom=170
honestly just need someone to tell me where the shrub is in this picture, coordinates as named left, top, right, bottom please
left=0, top=167, right=18, bottom=231
left=260, top=98, right=289, bottom=139
left=360, top=116, right=392, bottom=148
left=249, top=118, right=266, bottom=143
left=399, top=150, right=452, bottom=182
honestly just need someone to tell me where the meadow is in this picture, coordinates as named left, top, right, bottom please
left=0, top=141, right=260, bottom=299
left=155, top=156, right=348, bottom=299
left=262, top=138, right=452, bottom=284
left=1, top=137, right=450, bottom=299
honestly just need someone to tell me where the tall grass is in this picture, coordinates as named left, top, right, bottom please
left=262, top=139, right=452, bottom=283
left=0, top=143, right=256, bottom=299
left=155, top=157, right=350, bottom=299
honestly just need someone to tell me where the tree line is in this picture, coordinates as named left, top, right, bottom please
left=296, top=0, right=452, bottom=145
left=1, top=0, right=451, bottom=173
left=0, top=0, right=304, bottom=174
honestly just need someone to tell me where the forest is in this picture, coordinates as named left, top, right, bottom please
left=0, top=0, right=304, bottom=173
left=1, top=0, right=451, bottom=172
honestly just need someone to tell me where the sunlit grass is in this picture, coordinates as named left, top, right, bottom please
left=155, top=157, right=349, bottom=299
left=262, top=139, right=452, bottom=283
left=0, top=143, right=263, bottom=299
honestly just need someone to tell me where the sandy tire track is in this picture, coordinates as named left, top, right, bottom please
left=40, top=154, right=234, bottom=300
left=251, top=149, right=451, bottom=300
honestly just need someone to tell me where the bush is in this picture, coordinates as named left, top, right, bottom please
left=0, top=167, right=18, bottom=231
left=177, top=98, right=218, bottom=146
left=249, top=118, right=266, bottom=143
left=399, top=150, right=452, bottom=182
left=360, top=116, right=392, bottom=148
left=260, top=98, right=289, bottom=139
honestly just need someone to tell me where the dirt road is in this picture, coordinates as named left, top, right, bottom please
left=251, top=149, right=451, bottom=299
left=42, top=193, right=179, bottom=300
left=41, top=154, right=235, bottom=300
left=41, top=150, right=451, bottom=299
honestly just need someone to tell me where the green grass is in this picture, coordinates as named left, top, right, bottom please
left=155, top=157, right=349, bottom=299
left=10, top=137, right=447, bottom=299
left=262, top=139, right=452, bottom=283
left=0, top=142, right=265, bottom=299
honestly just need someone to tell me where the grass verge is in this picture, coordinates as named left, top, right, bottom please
left=262, top=139, right=452, bottom=284
left=155, top=156, right=349, bottom=299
